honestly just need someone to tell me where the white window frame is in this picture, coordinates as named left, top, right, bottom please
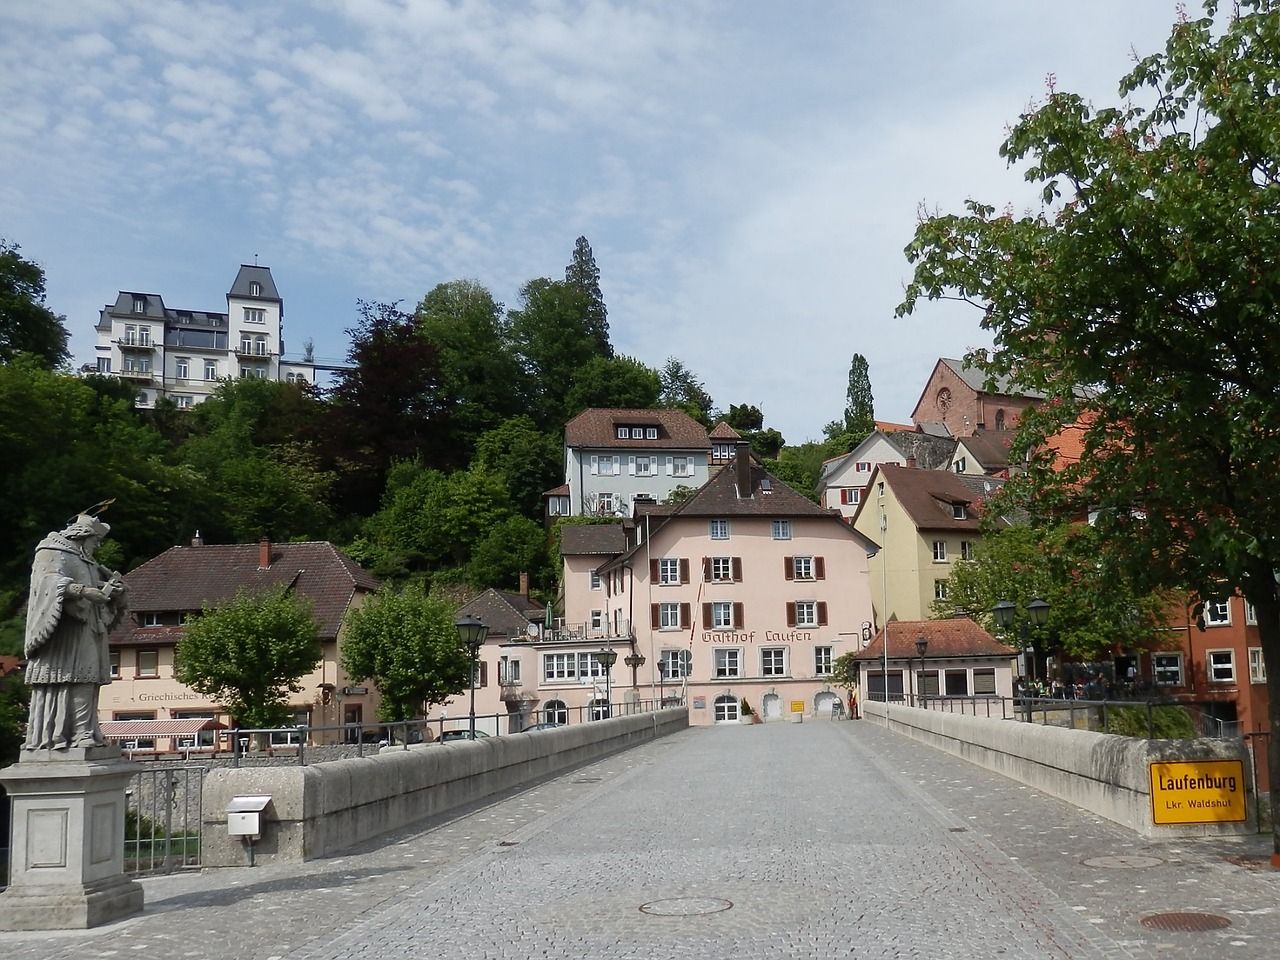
left=136, top=649, right=159, bottom=678
left=771, top=520, right=792, bottom=541
left=659, top=602, right=681, bottom=629
left=855, top=461, right=872, bottom=472
left=672, top=456, right=693, bottom=477
left=175, top=357, right=190, bottom=379
left=596, top=492, right=615, bottom=514
left=590, top=570, right=602, bottom=591
left=711, top=601, right=734, bottom=629
left=1152, top=652, right=1183, bottom=686
left=814, top=646, right=833, bottom=676
left=132, top=297, right=146, bottom=313
left=1249, top=647, right=1266, bottom=684
left=143, top=612, right=161, bottom=627
left=204, top=360, right=218, bottom=380
left=713, top=694, right=739, bottom=722
left=793, top=556, right=814, bottom=580
left=710, top=519, right=730, bottom=540
left=1207, top=649, right=1235, bottom=683
left=660, top=649, right=691, bottom=678
left=952, top=503, right=967, bottom=519
left=590, top=610, right=604, bottom=631
left=1204, top=598, right=1231, bottom=626
left=543, top=652, right=578, bottom=681
left=499, top=657, right=522, bottom=685
left=960, top=541, right=975, bottom=561
left=243, top=307, right=265, bottom=324
left=795, top=600, right=818, bottom=628
left=616, top=426, right=628, bottom=439
left=658, top=558, right=681, bottom=585
left=934, top=579, right=948, bottom=600
left=1245, top=601, right=1257, bottom=624
left=635, top=456, right=656, bottom=477
left=932, top=541, right=947, bottom=562
left=761, top=647, right=787, bottom=678
left=710, top=556, right=733, bottom=582
left=713, top=648, right=741, bottom=678
left=646, top=427, right=657, bottom=439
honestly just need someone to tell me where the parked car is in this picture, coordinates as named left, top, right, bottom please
left=438, top=729, right=490, bottom=742
left=523, top=722, right=565, bottom=732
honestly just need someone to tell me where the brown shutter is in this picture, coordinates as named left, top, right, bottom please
left=815, top=556, right=826, bottom=580
left=703, top=557, right=712, bottom=581
left=732, top=557, right=743, bottom=582
left=784, top=556, right=794, bottom=580
left=650, top=559, right=659, bottom=581
left=680, top=603, right=691, bottom=628
left=651, top=604, right=661, bottom=629
left=733, top=602, right=744, bottom=629
left=680, top=558, right=690, bottom=584
left=817, top=601, right=828, bottom=626
left=786, top=602, right=797, bottom=628
left=702, top=602, right=713, bottom=627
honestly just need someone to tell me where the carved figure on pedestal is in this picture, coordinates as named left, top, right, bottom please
left=22, top=512, right=127, bottom=751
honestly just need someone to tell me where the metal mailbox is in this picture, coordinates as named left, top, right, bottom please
left=225, top=795, right=272, bottom=838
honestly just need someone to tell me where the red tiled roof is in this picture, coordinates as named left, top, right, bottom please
left=565, top=408, right=710, bottom=449
left=112, top=541, right=379, bottom=643
left=671, top=453, right=835, bottom=518
left=876, top=464, right=1005, bottom=532
left=560, top=524, right=627, bottom=556
left=853, top=619, right=1015, bottom=660
left=458, top=587, right=546, bottom=640
left=708, top=422, right=742, bottom=440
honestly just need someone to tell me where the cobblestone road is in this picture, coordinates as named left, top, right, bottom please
left=3, top=719, right=1279, bottom=959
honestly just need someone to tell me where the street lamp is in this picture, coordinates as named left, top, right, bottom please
left=915, top=635, right=928, bottom=706
left=456, top=614, right=490, bottom=739
left=992, top=597, right=1050, bottom=707
left=624, top=652, right=645, bottom=684
left=594, top=647, right=618, bottom=718
left=656, top=657, right=667, bottom=705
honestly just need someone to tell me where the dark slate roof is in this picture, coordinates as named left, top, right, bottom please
left=229, top=264, right=281, bottom=302
left=564, top=408, right=710, bottom=449
left=458, top=587, right=545, bottom=640
left=560, top=524, right=628, bottom=556
left=877, top=464, right=1005, bottom=533
left=939, top=358, right=1045, bottom=400
left=886, top=430, right=957, bottom=470
left=112, top=541, right=379, bottom=642
left=708, top=422, right=742, bottom=439
left=958, top=429, right=1016, bottom=472
left=673, top=454, right=836, bottom=518
left=852, top=618, right=1016, bottom=661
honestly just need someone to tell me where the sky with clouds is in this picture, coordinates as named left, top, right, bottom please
left=1, top=1, right=1185, bottom=442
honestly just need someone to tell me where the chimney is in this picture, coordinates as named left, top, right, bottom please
left=735, top=441, right=753, bottom=499
left=259, top=537, right=272, bottom=569
left=191, top=530, right=203, bottom=547
left=519, top=571, right=529, bottom=599
left=906, top=456, right=916, bottom=469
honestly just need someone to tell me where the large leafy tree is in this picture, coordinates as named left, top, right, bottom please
left=932, top=524, right=1175, bottom=661
left=471, top=416, right=563, bottom=521
left=897, top=0, right=1280, bottom=845
left=565, top=354, right=661, bottom=414
left=658, top=357, right=714, bottom=426
left=824, top=353, right=875, bottom=452
left=0, top=240, right=69, bottom=369
left=174, top=587, right=322, bottom=729
left=340, top=585, right=471, bottom=722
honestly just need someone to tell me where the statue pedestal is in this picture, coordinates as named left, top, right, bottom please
left=0, top=745, right=144, bottom=930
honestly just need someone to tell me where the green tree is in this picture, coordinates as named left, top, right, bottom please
left=466, top=515, right=551, bottom=591
left=564, top=236, right=611, bottom=358
left=173, top=587, right=322, bottom=729
left=339, top=585, right=471, bottom=722
left=0, top=240, right=70, bottom=369
left=0, top=675, right=29, bottom=767
left=824, top=353, right=875, bottom=452
left=471, top=416, right=563, bottom=521
left=933, top=525, right=1175, bottom=661
left=658, top=357, right=714, bottom=425
left=830, top=652, right=860, bottom=699
left=897, top=0, right=1280, bottom=845
left=565, top=355, right=661, bottom=414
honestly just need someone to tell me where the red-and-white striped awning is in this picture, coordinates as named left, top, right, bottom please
left=101, top=718, right=225, bottom=740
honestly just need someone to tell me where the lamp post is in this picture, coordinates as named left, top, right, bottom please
left=624, top=652, right=645, bottom=713
left=595, top=647, right=618, bottom=718
left=915, top=635, right=928, bottom=706
left=992, top=597, right=1050, bottom=717
left=656, top=657, right=667, bottom=706
left=456, top=614, right=490, bottom=739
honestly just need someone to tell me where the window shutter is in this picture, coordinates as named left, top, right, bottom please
left=815, top=557, right=826, bottom=580
left=628, top=455, right=636, bottom=476
left=732, top=557, right=743, bottom=581
left=817, top=601, right=828, bottom=626
left=666, top=456, right=674, bottom=475
left=651, top=604, right=661, bottom=629
left=733, top=602, right=744, bottom=629
left=680, top=602, right=691, bottom=628
left=590, top=455, right=598, bottom=475
left=784, top=557, right=794, bottom=580
left=650, top=559, right=659, bottom=581
left=680, top=558, right=690, bottom=584
left=786, top=602, right=797, bottom=628
left=702, top=557, right=711, bottom=581
left=702, top=602, right=713, bottom=627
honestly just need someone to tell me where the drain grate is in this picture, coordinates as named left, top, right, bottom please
left=1082, top=855, right=1162, bottom=869
left=640, top=897, right=733, bottom=917
left=1139, top=912, right=1231, bottom=932
left=949, top=827, right=968, bottom=833
left=574, top=777, right=603, bottom=784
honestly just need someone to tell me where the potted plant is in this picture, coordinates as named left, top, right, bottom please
left=739, top=697, right=754, bottom=724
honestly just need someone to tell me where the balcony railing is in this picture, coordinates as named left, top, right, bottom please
left=117, top=369, right=154, bottom=382
left=116, top=338, right=155, bottom=350
left=513, top=620, right=632, bottom=643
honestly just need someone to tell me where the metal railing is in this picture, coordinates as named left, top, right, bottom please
left=125, top=765, right=205, bottom=876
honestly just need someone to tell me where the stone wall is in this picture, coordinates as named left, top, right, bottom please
left=863, top=702, right=1255, bottom=838
left=200, top=708, right=688, bottom=865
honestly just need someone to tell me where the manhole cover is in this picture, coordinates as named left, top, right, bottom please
left=1140, top=912, right=1231, bottom=932
left=1082, top=855, right=1163, bottom=869
left=640, top=897, right=734, bottom=917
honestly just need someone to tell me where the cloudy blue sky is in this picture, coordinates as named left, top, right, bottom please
left=2, top=1, right=1183, bottom=442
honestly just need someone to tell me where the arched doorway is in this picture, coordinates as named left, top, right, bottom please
left=713, top=694, right=740, bottom=724
left=542, top=700, right=568, bottom=725
left=761, top=692, right=782, bottom=720
left=814, top=690, right=842, bottom=719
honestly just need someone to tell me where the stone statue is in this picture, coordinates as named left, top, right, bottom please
left=22, top=513, right=127, bottom=751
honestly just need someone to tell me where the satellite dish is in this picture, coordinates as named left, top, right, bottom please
left=526, top=623, right=539, bottom=637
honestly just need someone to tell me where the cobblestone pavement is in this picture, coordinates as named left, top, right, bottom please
left=3, top=719, right=1279, bottom=959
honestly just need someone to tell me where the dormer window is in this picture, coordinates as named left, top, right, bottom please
left=953, top=503, right=968, bottom=520
left=631, top=427, right=644, bottom=438
left=617, top=426, right=628, bottom=439
left=646, top=427, right=657, bottom=439
left=132, top=296, right=146, bottom=313
left=249, top=280, right=262, bottom=297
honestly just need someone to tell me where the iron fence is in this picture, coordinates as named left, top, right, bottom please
left=125, top=764, right=205, bottom=876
